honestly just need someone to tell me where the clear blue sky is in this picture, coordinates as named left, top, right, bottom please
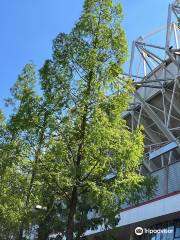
left=0, top=0, right=170, bottom=111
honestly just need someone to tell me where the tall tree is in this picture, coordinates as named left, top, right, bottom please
left=38, top=0, right=155, bottom=239
left=0, top=0, right=156, bottom=239
left=0, top=63, right=66, bottom=239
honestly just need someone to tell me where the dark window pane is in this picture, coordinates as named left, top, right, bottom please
left=161, top=223, right=168, bottom=240
left=154, top=224, right=161, bottom=240
left=166, top=225, right=174, bottom=240
left=161, top=229, right=167, bottom=240
left=141, top=234, right=146, bottom=240
left=150, top=235, right=156, bottom=240
left=156, top=232, right=161, bottom=240
left=175, top=220, right=180, bottom=238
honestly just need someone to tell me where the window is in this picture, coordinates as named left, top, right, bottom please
left=156, top=232, right=161, bottom=240
left=150, top=235, right=156, bottom=240
left=175, top=221, right=180, bottom=238
left=166, top=225, right=174, bottom=240
left=155, top=224, right=162, bottom=240
left=161, top=223, right=168, bottom=240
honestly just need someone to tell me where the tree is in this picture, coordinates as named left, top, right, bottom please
left=38, top=0, right=156, bottom=238
left=0, top=0, right=156, bottom=239
left=0, top=64, right=49, bottom=239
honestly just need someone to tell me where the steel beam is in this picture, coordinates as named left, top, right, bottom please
left=149, top=142, right=178, bottom=160
left=134, top=114, right=162, bottom=144
left=135, top=92, right=180, bottom=149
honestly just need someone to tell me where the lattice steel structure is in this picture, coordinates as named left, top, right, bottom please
left=85, top=2, right=180, bottom=240
left=124, top=0, right=180, bottom=174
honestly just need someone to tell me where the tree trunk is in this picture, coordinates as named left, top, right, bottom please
left=38, top=223, right=50, bottom=240
left=66, top=187, right=78, bottom=240
left=66, top=71, right=93, bottom=240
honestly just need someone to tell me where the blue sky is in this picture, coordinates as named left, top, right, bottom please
left=0, top=0, right=170, bottom=111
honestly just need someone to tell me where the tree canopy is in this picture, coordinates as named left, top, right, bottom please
left=0, top=0, right=156, bottom=239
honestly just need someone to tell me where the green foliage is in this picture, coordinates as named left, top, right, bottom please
left=0, top=0, right=156, bottom=239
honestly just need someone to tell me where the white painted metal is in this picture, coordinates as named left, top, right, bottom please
left=125, top=0, right=180, bottom=172
left=149, top=142, right=178, bottom=160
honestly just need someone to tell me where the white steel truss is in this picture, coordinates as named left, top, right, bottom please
left=125, top=0, right=180, bottom=173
